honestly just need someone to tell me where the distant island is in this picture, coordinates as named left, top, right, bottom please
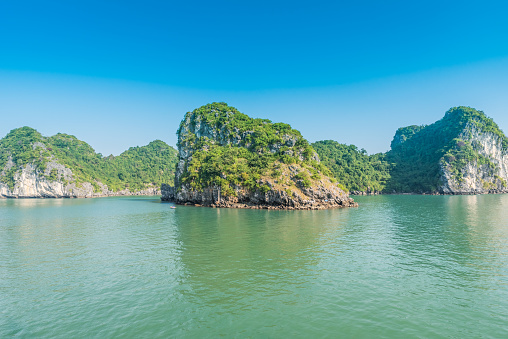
left=311, top=106, right=508, bottom=195
left=386, top=106, right=508, bottom=194
left=2, top=105, right=507, bottom=203
left=0, top=127, right=178, bottom=198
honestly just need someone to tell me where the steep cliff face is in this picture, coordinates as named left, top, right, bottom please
left=440, top=123, right=508, bottom=194
left=0, top=163, right=159, bottom=198
left=164, top=102, right=356, bottom=209
left=0, top=127, right=175, bottom=198
left=386, top=106, right=508, bottom=194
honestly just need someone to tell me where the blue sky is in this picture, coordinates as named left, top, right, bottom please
left=1, top=1, right=508, bottom=155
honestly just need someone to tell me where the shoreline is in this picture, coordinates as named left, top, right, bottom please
left=350, top=190, right=508, bottom=196
left=0, top=191, right=161, bottom=199
left=162, top=198, right=358, bottom=210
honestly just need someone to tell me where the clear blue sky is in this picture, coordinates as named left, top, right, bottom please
left=1, top=0, right=508, bottom=155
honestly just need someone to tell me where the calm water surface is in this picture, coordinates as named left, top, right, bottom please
left=1, top=195, right=508, bottom=338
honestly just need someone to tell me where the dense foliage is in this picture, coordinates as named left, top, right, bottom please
left=390, top=125, right=426, bottom=149
left=312, top=140, right=390, bottom=192
left=177, top=104, right=508, bottom=195
left=385, top=106, right=508, bottom=193
left=0, top=127, right=178, bottom=191
left=177, top=102, right=314, bottom=156
left=177, top=103, right=338, bottom=194
left=105, top=140, right=178, bottom=191
left=309, top=107, right=507, bottom=194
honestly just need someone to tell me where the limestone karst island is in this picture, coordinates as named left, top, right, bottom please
left=0, top=128, right=178, bottom=198
left=1, top=104, right=508, bottom=208
left=161, top=102, right=357, bottom=209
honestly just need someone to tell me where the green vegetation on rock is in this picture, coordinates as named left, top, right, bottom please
left=311, top=107, right=507, bottom=194
left=390, top=125, right=426, bottom=149
left=177, top=102, right=314, bottom=156
left=385, top=106, right=508, bottom=193
left=0, top=127, right=178, bottom=192
left=177, top=102, right=340, bottom=196
left=312, top=140, right=390, bottom=193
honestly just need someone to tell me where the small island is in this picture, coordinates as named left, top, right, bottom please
left=386, top=106, right=508, bottom=194
left=161, top=102, right=357, bottom=209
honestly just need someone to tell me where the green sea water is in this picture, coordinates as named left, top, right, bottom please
left=1, top=195, right=508, bottom=338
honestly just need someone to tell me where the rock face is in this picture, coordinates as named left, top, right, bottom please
left=0, top=163, right=160, bottom=198
left=162, top=103, right=357, bottom=209
left=163, top=178, right=356, bottom=210
left=440, top=122, right=508, bottom=194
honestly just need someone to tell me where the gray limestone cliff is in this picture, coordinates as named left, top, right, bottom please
left=439, top=122, right=508, bottom=194
left=0, top=162, right=160, bottom=198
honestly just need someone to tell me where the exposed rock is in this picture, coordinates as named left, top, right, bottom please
left=0, top=163, right=161, bottom=199
left=440, top=123, right=508, bottom=194
left=1, top=156, right=14, bottom=176
left=160, top=183, right=175, bottom=201
left=163, top=182, right=356, bottom=210
left=350, top=189, right=381, bottom=196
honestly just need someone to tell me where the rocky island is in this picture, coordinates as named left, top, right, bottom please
left=0, top=127, right=178, bottom=198
left=161, top=102, right=357, bottom=209
left=386, top=106, right=508, bottom=194
left=304, top=106, right=508, bottom=195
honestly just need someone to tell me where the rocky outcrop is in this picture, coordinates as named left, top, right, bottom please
left=160, top=183, right=175, bottom=201
left=164, top=179, right=356, bottom=210
left=440, top=123, right=508, bottom=194
left=174, top=109, right=319, bottom=188
left=163, top=103, right=357, bottom=209
left=0, top=163, right=160, bottom=199
left=350, top=190, right=381, bottom=196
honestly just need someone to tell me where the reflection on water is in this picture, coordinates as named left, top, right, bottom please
left=175, top=207, right=353, bottom=310
left=1, top=195, right=508, bottom=337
